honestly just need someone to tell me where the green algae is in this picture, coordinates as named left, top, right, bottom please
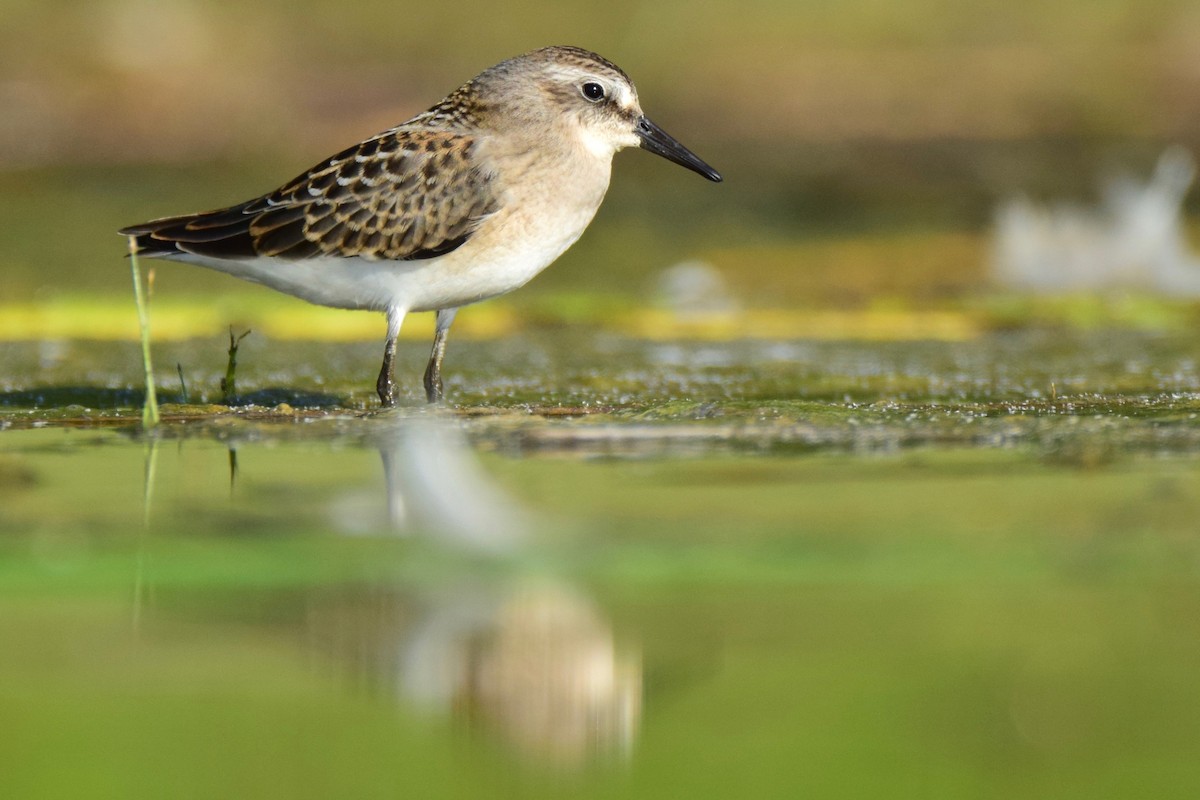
left=4, top=331, right=1200, bottom=457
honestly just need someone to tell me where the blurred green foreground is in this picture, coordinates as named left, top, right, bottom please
left=2, top=419, right=1200, bottom=799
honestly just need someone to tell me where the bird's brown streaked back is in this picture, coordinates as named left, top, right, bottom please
left=121, top=128, right=500, bottom=263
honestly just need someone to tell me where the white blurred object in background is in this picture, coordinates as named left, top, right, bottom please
left=656, top=260, right=739, bottom=317
left=992, top=147, right=1200, bottom=295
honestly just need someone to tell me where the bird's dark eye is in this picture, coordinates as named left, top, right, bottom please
left=581, top=82, right=606, bottom=102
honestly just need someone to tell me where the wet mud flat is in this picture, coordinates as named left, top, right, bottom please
left=4, top=329, right=1200, bottom=454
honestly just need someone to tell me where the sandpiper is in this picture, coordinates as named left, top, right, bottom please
left=121, top=45, right=722, bottom=406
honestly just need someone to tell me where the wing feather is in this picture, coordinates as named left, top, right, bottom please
left=119, top=127, right=499, bottom=264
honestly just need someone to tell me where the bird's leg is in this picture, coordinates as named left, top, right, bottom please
left=377, top=307, right=406, bottom=407
left=423, top=307, right=458, bottom=403
left=376, top=339, right=398, bottom=406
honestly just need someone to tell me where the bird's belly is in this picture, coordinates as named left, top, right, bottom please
left=403, top=213, right=590, bottom=311
left=171, top=178, right=603, bottom=314
left=180, top=230, right=578, bottom=314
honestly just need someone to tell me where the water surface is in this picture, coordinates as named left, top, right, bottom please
left=4, top=334, right=1200, bottom=798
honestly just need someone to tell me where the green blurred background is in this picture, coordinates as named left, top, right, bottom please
left=4, top=0, right=1200, bottom=318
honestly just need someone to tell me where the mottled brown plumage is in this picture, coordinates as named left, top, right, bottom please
left=123, top=128, right=498, bottom=263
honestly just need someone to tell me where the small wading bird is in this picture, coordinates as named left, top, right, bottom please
left=121, top=46, right=722, bottom=406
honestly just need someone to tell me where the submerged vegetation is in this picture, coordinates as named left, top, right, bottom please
left=127, top=238, right=158, bottom=428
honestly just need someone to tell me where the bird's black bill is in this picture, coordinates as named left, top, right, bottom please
left=636, top=117, right=722, bottom=182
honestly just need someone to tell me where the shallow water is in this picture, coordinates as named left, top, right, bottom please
left=4, top=333, right=1200, bottom=797
left=5, top=330, right=1200, bottom=456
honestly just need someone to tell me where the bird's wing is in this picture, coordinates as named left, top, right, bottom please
left=119, top=128, right=500, bottom=262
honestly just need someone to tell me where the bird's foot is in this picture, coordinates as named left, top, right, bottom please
left=376, top=364, right=399, bottom=407
left=422, top=363, right=444, bottom=404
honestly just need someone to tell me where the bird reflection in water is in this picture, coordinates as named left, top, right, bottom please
left=310, top=418, right=641, bottom=768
